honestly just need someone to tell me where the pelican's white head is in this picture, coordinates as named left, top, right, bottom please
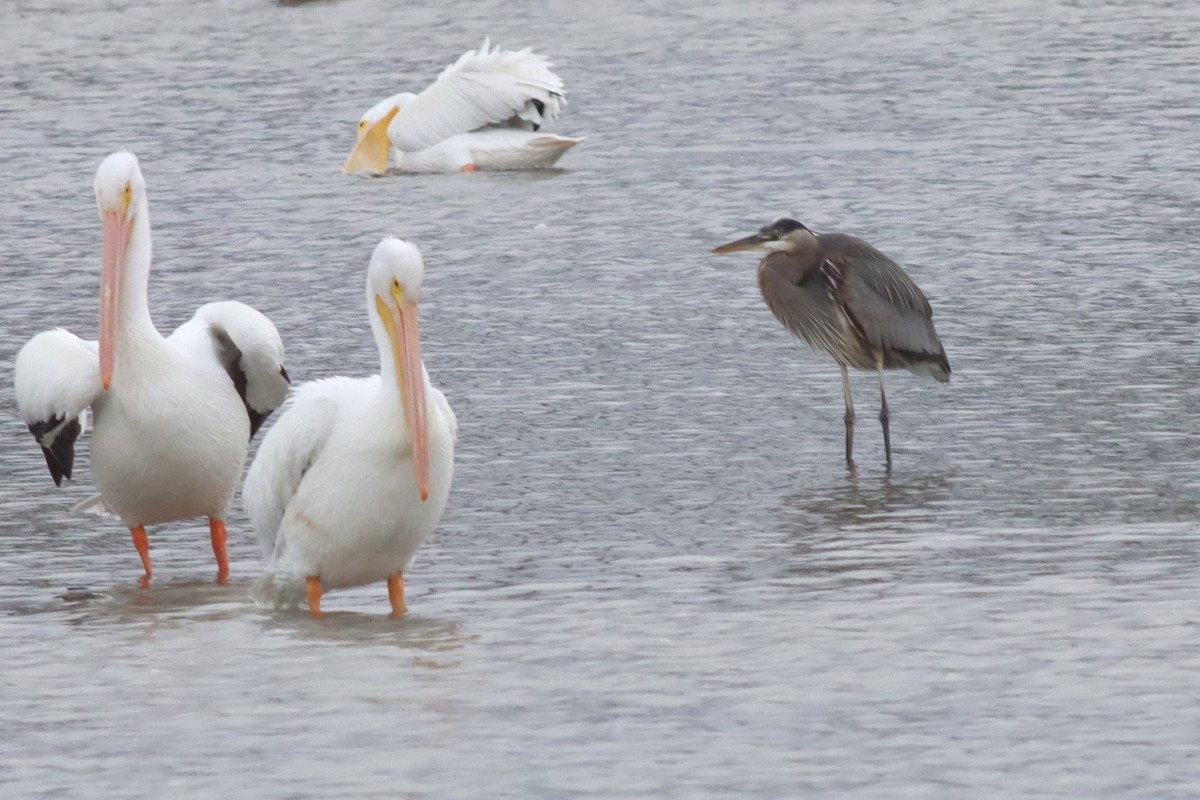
left=94, top=151, right=145, bottom=218
left=367, top=237, right=430, bottom=501
left=95, top=151, right=151, bottom=390
left=344, top=93, right=415, bottom=174
left=367, top=236, right=424, bottom=304
left=358, top=93, right=416, bottom=139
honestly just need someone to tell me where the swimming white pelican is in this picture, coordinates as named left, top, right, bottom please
left=242, top=238, right=456, bottom=619
left=14, top=151, right=289, bottom=588
left=344, top=38, right=582, bottom=174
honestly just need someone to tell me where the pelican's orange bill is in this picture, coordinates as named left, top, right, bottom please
left=344, top=106, right=398, bottom=175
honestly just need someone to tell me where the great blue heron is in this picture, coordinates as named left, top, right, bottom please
left=712, top=217, right=950, bottom=466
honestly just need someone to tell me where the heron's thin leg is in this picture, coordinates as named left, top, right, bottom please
left=840, top=364, right=855, bottom=464
left=877, top=360, right=892, bottom=467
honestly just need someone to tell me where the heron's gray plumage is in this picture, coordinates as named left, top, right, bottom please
left=714, top=217, right=951, bottom=466
left=816, top=232, right=948, bottom=378
left=756, top=250, right=845, bottom=360
left=755, top=231, right=948, bottom=379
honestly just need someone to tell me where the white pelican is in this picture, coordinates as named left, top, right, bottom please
left=242, top=238, right=456, bottom=619
left=344, top=38, right=582, bottom=174
left=14, top=151, right=289, bottom=587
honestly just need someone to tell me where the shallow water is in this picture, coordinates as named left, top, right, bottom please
left=1, top=0, right=1199, bottom=797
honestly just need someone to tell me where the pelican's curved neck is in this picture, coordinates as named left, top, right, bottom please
left=119, top=197, right=156, bottom=338
left=369, top=306, right=401, bottom=399
left=368, top=301, right=432, bottom=413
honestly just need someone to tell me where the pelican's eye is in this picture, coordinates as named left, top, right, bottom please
left=358, top=120, right=367, bottom=131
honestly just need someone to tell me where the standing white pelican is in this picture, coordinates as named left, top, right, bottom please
left=344, top=38, right=582, bottom=174
left=14, top=151, right=289, bottom=587
left=243, top=238, right=456, bottom=619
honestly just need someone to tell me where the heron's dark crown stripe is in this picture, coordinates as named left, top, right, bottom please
left=767, top=218, right=808, bottom=237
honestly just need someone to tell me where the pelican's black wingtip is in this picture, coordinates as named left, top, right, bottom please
left=30, top=417, right=79, bottom=487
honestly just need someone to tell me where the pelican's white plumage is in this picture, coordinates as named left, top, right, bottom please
left=15, top=330, right=102, bottom=484
left=243, top=238, right=456, bottom=618
left=344, top=39, right=582, bottom=174
left=14, top=152, right=289, bottom=586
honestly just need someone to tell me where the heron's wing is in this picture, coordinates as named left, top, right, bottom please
left=758, top=254, right=848, bottom=359
left=14, top=329, right=102, bottom=486
left=241, top=377, right=355, bottom=560
left=389, top=38, right=566, bottom=152
left=821, top=234, right=947, bottom=365
left=168, top=301, right=290, bottom=438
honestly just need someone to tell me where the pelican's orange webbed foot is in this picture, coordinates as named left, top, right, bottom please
left=460, top=163, right=478, bottom=173
left=306, top=576, right=325, bottom=620
left=387, top=572, right=407, bottom=619
left=131, top=525, right=152, bottom=588
left=209, top=518, right=230, bottom=585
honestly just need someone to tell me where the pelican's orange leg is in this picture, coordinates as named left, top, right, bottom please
left=130, top=525, right=152, bottom=588
left=209, top=518, right=230, bottom=585
left=460, top=163, right=478, bottom=173
left=306, top=576, right=325, bottom=619
left=387, top=572, right=407, bottom=619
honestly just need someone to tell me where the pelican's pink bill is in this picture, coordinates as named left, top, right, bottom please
left=375, top=289, right=430, bottom=501
left=394, top=296, right=430, bottom=501
left=99, top=209, right=131, bottom=389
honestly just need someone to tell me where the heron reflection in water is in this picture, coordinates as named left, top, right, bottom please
left=713, top=218, right=950, bottom=467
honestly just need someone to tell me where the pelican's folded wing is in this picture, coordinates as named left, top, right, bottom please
left=242, top=378, right=351, bottom=559
left=14, top=329, right=103, bottom=486
left=169, top=301, right=291, bottom=438
left=390, top=38, right=566, bottom=152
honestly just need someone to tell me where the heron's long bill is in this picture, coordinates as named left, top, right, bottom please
left=99, top=209, right=132, bottom=390
left=343, top=107, right=399, bottom=175
left=375, top=287, right=430, bottom=502
left=711, top=233, right=770, bottom=254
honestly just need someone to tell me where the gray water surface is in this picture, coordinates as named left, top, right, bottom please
left=1, top=0, right=1199, bottom=797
